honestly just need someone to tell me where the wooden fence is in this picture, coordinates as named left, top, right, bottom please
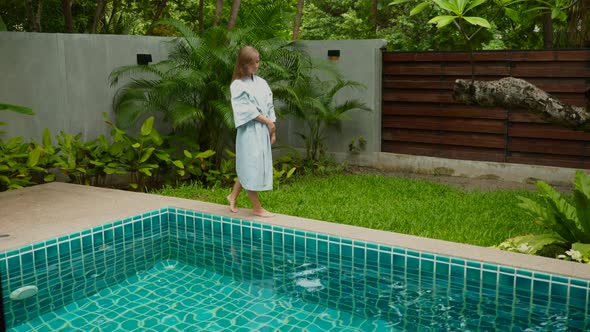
left=382, top=50, right=590, bottom=169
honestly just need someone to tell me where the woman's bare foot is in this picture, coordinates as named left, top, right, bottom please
left=227, top=195, right=238, bottom=213
left=253, top=209, right=275, bottom=218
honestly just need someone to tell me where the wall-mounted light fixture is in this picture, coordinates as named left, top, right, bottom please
left=137, top=54, right=152, bottom=65
left=327, top=49, right=340, bottom=63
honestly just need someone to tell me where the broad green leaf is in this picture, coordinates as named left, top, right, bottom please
left=287, top=167, right=297, bottom=178
left=504, top=8, right=519, bottom=21
left=433, top=0, right=459, bottom=14
left=173, top=160, right=184, bottom=169
left=150, top=130, right=163, bottom=146
left=42, top=128, right=52, bottom=148
left=524, top=233, right=568, bottom=254
left=183, top=150, right=192, bottom=158
left=140, top=147, right=155, bottom=163
left=428, top=15, right=457, bottom=28
left=27, top=146, right=41, bottom=167
left=140, top=116, right=154, bottom=136
left=132, top=143, right=141, bottom=149
left=44, top=174, right=55, bottom=182
left=410, top=2, right=431, bottom=15
left=129, top=183, right=138, bottom=189
left=574, top=171, right=590, bottom=237
left=0, top=103, right=34, bottom=115
left=463, top=16, right=491, bottom=28
left=139, top=168, right=152, bottom=176
left=196, top=150, right=216, bottom=159
left=389, top=0, right=415, bottom=5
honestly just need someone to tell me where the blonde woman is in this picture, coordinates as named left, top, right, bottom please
left=226, top=46, right=276, bottom=217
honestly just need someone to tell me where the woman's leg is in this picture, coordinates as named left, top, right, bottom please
left=246, top=190, right=274, bottom=217
left=227, top=180, right=242, bottom=213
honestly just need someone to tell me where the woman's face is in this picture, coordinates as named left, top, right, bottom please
left=246, top=54, right=260, bottom=76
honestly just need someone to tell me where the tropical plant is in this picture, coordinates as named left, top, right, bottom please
left=110, top=12, right=312, bottom=165
left=280, top=75, right=372, bottom=161
left=496, top=170, right=590, bottom=262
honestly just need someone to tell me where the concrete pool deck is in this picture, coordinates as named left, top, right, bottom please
left=1, top=182, right=590, bottom=281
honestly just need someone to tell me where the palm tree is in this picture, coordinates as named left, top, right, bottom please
left=109, top=13, right=312, bottom=164
left=280, top=76, right=372, bottom=161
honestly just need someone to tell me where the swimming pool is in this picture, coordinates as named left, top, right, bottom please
left=2, top=207, right=589, bottom=331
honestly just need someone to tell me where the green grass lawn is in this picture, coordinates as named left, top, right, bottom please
left=154, top=173, right=545, bottom=248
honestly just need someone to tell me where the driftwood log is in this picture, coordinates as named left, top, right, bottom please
left=453, top=77, right=590, bottom=131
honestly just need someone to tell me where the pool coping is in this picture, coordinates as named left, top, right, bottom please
left=1, top=182, right=590, bottom=281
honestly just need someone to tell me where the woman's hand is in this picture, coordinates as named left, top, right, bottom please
left=267, top=121, right=276, bottom=144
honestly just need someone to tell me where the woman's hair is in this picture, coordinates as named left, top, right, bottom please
left=232, top=46, right=259, bottom=81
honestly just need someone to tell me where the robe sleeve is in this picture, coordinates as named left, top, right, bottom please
left=261, top=78, right=276, bottom=123
left=230, top=80, right=260, bottom=128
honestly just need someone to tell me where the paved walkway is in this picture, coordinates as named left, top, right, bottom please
left=1, top=182, right=589, bottom=280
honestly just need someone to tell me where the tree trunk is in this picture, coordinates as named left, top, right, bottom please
left=198, top=0, right=204, bottom=33
left=453, top=77, right=590, bottom=131
left=292, top=0, right=304, bottom=40
left=146, top=0, right=168, bottom=35
left=542, top=13, right=553, bottom=48
left=370, top=0, right=378, bottom=33
left=25, top=0, right=42, bottom=32
left=227, top=0, right=241, bottom=30
left=214, top=0, right=223, bottom=26
left=91, top=0, right=108, bottom=33
left=62, top=0, right=74, bottom=33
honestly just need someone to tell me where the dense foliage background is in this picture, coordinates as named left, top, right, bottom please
left=1, top=0, right=588, bottom=50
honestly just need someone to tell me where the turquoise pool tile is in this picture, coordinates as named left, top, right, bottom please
left=450, top=264, right=465, bottom=281
left=263, top=229, right=273, bottom=244
left=421, top=252, right=434, bottom=260
left=515, top=275, right=532, bottom=291
left=407, top=256, right=419, bottom=270
left=317, top=239, right=328, bottom=254
left=329, top=242, right=340, bottom=256
left=550, top=282, right=568, bottom=300
left=295, top=234, right=306, bottom=250
left=393, top=247, right=405, bottom=255
left=420, top=258, right=434, bottom=273
left=570, top=286, right=589, bottom=303
left=436, top=255, right=449, bottom=263
left=366, top=248, right=378, bottom=263
left=466, top=267, right=480, bottom=282
left=407, top=250, right=420, bottom=258
left=516, top=269, right=533, bottom=277
left=451, top=257, right=465, bottom=265
left=341, top=238, right=352, bottom=245
left=571, top=278, right=589, bottom=288
left=393, top=253, right=405, bottom=269
left=341, top=243, right=352, bottom=259
left=306, top=237, right=317, bottom=251
left=482, top=270, right=497, bottom=286
left=81, top=234, right=92, bottom=250
left=500, top=266, right=514, bottom=274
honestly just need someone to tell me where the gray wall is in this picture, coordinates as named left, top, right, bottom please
left=0, top=32, right=385, bottom=156
left=0, top=32, right=172, bottom=142
left=278, top=40, right=386, bottom=157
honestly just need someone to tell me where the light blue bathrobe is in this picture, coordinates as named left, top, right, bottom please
left=230, top=75, right=276, bottom=191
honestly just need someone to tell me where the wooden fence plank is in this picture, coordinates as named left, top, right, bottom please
left=383, top=103, right=507, bottom=119
left=383, top=116, right=506, bottom=134
left=382, top=49, right=590, bottom=170
left=383, top=129, right=505, bottom=149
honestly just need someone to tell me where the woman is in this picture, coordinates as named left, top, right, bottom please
left=226, top=46, right=276, bottom=217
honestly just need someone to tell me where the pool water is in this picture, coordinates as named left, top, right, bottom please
left=2, top=208, right=589, bottom=331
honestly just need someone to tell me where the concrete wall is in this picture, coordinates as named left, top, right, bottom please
left=278, top=40, right=386, bottom=159
left=0, top=32, right=582, bottom=184
left=0, top=32, right=172, bottom=142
